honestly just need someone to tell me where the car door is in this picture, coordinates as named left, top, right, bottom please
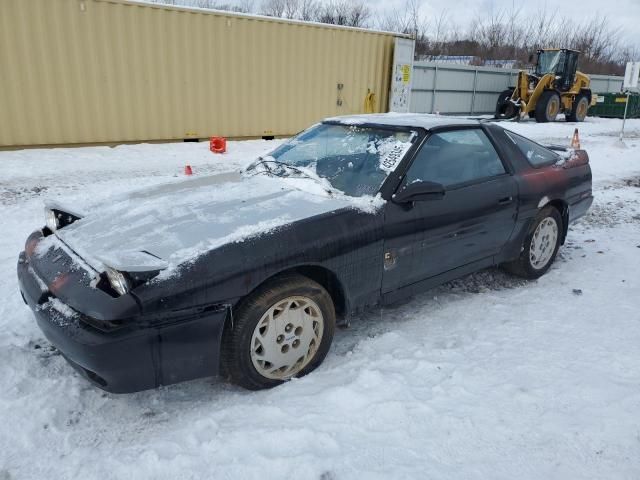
left=382, top=127, right=518, bottom=294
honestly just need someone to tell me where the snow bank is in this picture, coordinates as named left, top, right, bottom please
left=1, top=117, right=639, bottom=480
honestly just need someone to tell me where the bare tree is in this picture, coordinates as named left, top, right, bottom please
left=236, top=0, right=255, bottom=13
left=347, top=0, right=370, bottom=27
left=192, top=0, right=214, bottom=7
left=148, top=0, right=634, bottom=73
left=261, top=0, right=285, bottom=17
left=298, top=0, right=320, bottom=21
left=428, top=9, right=450, bottom=57
left=317, top=0, right=370, bottom=27
left=618, top=45, right=640, bottom=65
left=149, top=0, right=252, bottom=11
left=282, top=0, right=300, bottom=19
left=377, top=0, right=430, bottom=57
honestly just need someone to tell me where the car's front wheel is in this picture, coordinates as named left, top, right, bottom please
left=222, top=274, right=335, bottom=390
left=504, top=206, right=563, bottom=279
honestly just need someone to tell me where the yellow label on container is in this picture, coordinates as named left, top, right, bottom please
left=401, top=64, right=411, bottom=83
left=615, top=97, right=628, bottom=103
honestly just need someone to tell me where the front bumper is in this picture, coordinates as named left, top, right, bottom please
left=18, top=250, right=228, bottom=393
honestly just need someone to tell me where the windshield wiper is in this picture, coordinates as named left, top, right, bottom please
left=245, top=157, right=271, bottom=173
left=248, top=158, right=316, bottom=181
left=246, top=158, right=338, bottom=196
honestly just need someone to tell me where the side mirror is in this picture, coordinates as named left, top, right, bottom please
left=392, top=181, right=445, bottom=204
left=528, top=54, right=534, bottom=63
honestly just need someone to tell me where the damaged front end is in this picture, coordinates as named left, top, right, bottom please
left=17, top=226, right=229, bottom=393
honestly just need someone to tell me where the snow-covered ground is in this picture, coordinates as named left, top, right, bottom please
left=1, top=117, right=639, bottom=480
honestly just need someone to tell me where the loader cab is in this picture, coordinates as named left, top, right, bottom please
left=535, top=49, right=580, bottom=91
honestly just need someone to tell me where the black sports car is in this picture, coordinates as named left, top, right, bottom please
left=17, top=114, right=593, bottom=392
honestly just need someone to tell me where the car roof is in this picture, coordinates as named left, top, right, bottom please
left=324, top=113, right=481, bottom=130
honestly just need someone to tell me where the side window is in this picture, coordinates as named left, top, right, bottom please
left=504, top=130, right=559, bottom=167
left=403, top=128, right=506, bottom=188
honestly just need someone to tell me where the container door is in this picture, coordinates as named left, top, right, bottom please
left=389, top=37, right=415, bottom=113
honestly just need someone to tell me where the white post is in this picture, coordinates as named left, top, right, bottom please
left=620, top=91, right=630, bottom=142
left=620, top=61, right=640, bottom=141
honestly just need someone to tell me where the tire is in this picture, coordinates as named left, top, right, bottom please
left=503, top=206, right=563, bottom=279
left=535, top=90, right=561, bottom=123
left=222, top=274, right=336, bottom=390
left=494, top=89, right=516, bottom=119
left=566, top=93, right=589, bottom=122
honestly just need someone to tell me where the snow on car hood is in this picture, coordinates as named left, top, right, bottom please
left=51, top=172, right=379, bottom=275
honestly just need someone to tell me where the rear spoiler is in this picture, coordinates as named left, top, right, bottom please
left=545, top=144, right=589, bottom=169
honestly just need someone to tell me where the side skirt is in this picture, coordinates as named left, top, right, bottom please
left=381, top=257, right=496, bottom=306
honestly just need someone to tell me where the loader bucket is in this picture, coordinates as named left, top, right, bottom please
left=494, top=97, right=520, bottom=120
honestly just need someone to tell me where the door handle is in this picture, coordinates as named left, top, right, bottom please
left=498, top=196, right=513, bottom=205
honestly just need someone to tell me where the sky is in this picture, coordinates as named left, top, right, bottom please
left=371, top=0, right=640, bottom=49
left=221, top=0, right=640, bottom=51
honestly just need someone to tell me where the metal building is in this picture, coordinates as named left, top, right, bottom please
left=410, top=61, right=624, bottom=116
left=0, top=0, right=403, bottom=147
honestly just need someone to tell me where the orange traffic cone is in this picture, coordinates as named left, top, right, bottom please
left=184, top=165, right=193, bottom=176
left=210, top=136, right=227, bottom=154
left=571, top=128, right=581, bottom=149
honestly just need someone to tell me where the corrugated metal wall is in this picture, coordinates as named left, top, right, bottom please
left=589, top=74, right=625, bottom=94
left=0, top=0, right=398, bottom=147
left=411, top=61, right=625, bottom=115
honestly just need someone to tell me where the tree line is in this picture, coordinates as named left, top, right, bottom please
left=150, top=0, right=637, bottom=75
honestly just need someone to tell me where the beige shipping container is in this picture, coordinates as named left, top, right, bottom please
left=0, top=0, right=405, bottom=148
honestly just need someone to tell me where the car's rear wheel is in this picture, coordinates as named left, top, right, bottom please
left=503, top=206, right=563, bottom=279
left=222, top=274, right=335, bottom=390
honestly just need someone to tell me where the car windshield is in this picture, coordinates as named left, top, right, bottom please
left=246, top=123, right=417, bottom=197
left=536, top=50, right=564, bottom=76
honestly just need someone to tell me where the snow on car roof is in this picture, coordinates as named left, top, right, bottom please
left=325, top=113, right=480, bottom=130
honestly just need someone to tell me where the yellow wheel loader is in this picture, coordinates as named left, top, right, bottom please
left=495, top=48, right=595, bottom=122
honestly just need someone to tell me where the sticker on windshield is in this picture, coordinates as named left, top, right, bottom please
left=376, top=136, right=414, bottom=173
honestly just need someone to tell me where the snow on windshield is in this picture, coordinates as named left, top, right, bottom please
left=248, top=123, right=416, bottom=197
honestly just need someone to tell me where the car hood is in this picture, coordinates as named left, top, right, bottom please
left=53, top=172, right=371, bottom=274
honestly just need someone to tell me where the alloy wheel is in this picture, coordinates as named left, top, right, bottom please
left=529, top=217, right=559, bottom=270
left=250, top=296, right=324, bottom=380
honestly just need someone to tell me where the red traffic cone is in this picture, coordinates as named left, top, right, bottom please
left=184, top=165, right=193, bottom=176
left=570, top=128, right=581, bottom=149
left=210, top=136, right=227, bottom=154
